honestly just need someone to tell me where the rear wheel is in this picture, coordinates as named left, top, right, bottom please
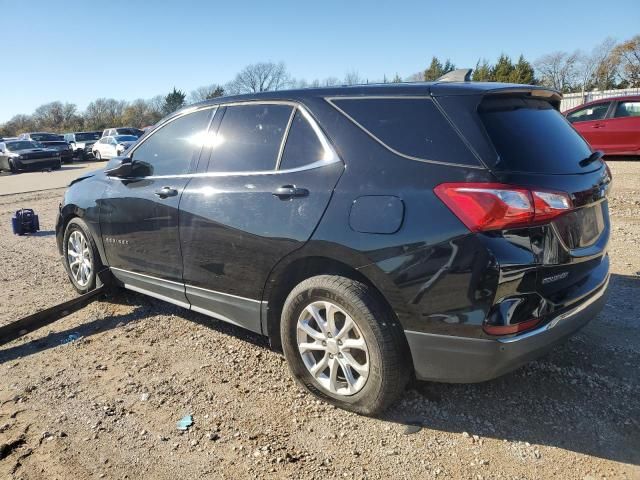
left=52, top=160, right=62, bottom=170
left=281, top=275, right=410, bottom=415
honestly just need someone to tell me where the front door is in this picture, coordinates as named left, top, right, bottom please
left=100, top=107, right=215, bottom=305
left=567, top=101, right=612, bottom=151
left=605, top=100, right=640, bottom=154
left=179, top=103, right=343, bottom=332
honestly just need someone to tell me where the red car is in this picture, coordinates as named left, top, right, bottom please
left=564, top=95, right=640, bottom=156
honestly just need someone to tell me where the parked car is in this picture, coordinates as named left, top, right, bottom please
left=37, top=139, right=73, bottom=163
left=0, top=140, right=61, bottom=172
left=63, top=131, right=102, bottom=160
left=564, top=95, right=640, bottom=156
left=101, top=127, right=144, bottom=138
left=92, top=135, right=138, bottom=160
left=18, top=132, right=64, bottom=142
left=56, top=81, right=611, bottom=414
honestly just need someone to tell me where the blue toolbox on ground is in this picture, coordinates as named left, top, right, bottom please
left=12, top=208, right=40, bottom=235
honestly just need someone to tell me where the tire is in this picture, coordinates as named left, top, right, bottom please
left=9, top=160, right=17, bottom=174
left=63, top=218, right=102, bottom=293
left=52, top=160, right=62, bottom=170
left=281, top=275, right=410, bottom=415
left=94, top=150, right=101, bottom=161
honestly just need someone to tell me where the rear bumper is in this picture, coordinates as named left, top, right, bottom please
left=406, top=275, right=609, bottom=382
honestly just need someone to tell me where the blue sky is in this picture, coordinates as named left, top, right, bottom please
left=1, top=0, right=638, bottom=122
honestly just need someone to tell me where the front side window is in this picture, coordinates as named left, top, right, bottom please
left=566, top=103, right=610, bottom=123
left=614, top=101, right=640, bottom=118
left=131, top=108, right=212, bottom=177
left=330, top=97, right=479, bottom=166
left=279, top=110, right=326, bottom=170
left=208, top=104, right=293, bottom=172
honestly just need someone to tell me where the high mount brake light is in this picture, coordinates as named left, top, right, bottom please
left=434, top=183, right=572, bottom=232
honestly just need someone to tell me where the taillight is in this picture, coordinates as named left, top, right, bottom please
left=434, top=183, right=572, bottom=232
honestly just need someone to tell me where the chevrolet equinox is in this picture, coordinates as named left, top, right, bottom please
left=56, top=79, right=611, bottom=414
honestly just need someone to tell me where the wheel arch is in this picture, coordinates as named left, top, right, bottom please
left=261, top=244, right=414, bottom=357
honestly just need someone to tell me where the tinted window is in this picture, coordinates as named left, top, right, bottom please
left=480, top=97, right=593, bottom=174
left=331, top=98, right=479, bottom=165
left=566, top=103, right=610, bottom=123
left=31, top=133, right=63, bottom=141
left=76, top=132, right=101, bottom=141
left=209, top=104, right=293, bottom=172
left=6, top=141, right=39, bottom=151
left=131, top=108, right=212, bottom=176
left=614, top=101, right=640, bottom=118
left=279, top=110, right=325, bottom=170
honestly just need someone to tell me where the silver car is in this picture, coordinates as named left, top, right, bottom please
left=92, top=135, right=138, bottom=160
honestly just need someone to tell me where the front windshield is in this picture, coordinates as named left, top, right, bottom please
left=117, top=128, right=143, bottom=137
left=75, top=132, right=101, bottom=141
left=114, top=135, right=138, bottom=142
left=31, top=133, right=63, bottom=141
left=6, top=141, right=42, bottom=151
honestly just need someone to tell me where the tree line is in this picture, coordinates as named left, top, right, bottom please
left=1, top=34, right=638, bottom=138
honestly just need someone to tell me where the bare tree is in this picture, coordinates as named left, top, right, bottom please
left=344, top=71, right=363, bottom=85
left=576, top=37, right=618, bottom=93
left=405, top=72, right=424, bottom=82
left=189, top=84, right=225, bottom=103
left=612, top=35, right=640, bottom=87
left=535, top=51, right=580, bottom=92
left=226, top=62, right=290, bottom=94
left=84, top=98, right=127, bottom=130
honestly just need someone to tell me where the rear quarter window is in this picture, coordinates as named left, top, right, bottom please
left=480, top=97, right=594, bottom=174
left=328, top=97, right=480, bottom=166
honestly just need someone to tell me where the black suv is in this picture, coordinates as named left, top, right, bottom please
left=56, top=81, right=611, bottom=414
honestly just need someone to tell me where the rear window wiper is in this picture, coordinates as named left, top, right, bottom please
left=579, top=150, right=604, bottom=168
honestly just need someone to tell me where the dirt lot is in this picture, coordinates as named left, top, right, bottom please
left=0, top=162, right=638, bottom=479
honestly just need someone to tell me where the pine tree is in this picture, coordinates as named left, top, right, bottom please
left=442, top=59, right=456, bottom=75
left=473, top=59, right=493, bottom=81
left=423, top=57, right=444, bottom=81
left=492, top=54, right=515, bottom=83
left=392, top=73, right=403, bottom=83
left=162, top=87, right=186, bottom=115
left=509, top=55, right=535, bottom=84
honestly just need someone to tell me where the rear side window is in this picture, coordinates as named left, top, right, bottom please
left=131, top=108, right=212, bottom=176
left=329, top=97, right=480, bottom=166
left=480, top=97, right=593, bottom=174
left=614, top=101, right=640, bottom=118
left=566, top=103, right=610, bottom=123
left=279, top=110, right=325, bottom=170
left=209, top=104, right=293, bottom=172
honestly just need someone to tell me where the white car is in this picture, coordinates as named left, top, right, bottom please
left=92, top=135, right=138, bottom=160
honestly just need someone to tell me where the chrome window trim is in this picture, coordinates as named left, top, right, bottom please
left=325, top=95, right=485, bottom=170
left=275, top=107, right=297, bottom=170
left=111, top=267, right=266, bottom=304
left=124, top=100, right=340, bottom=180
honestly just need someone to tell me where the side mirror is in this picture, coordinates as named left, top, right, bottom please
left=105, top=156, right=133, bottom=177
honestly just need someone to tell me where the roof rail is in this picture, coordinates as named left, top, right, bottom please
left=436, top=68, right=472, bottom=82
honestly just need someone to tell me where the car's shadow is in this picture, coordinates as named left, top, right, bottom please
left=0, top=275, right=637, bottom=466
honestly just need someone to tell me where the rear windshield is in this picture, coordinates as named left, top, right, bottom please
left=76, top=132, right=101, bottom=141
left=479, top=97, right=595, bottom=174
left=330, top=97, right=480, bottom=166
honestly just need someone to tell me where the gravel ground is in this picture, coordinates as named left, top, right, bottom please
left=0, top=162, right=638, bottom=479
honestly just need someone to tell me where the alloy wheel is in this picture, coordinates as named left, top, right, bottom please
left=67, top=230, right=92, bottom=287
left=296, top=300, right=370, bottom=396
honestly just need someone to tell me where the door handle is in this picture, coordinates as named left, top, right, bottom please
left=272, top=185, right=309, bottom=199
left=154, top=186, right=178, bottom=198
left=592, top=123, right=605, bottom=128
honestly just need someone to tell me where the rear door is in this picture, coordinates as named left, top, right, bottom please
left=565, top=101, right=612, bottom=152
left=604, top=100, right=640, bottom=155
left=100, top=107, right=215, bottom=305
left=179, top=102, right=343, bottom=333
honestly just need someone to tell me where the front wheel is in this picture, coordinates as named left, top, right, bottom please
left=94, top=150, right=101, bottom=161
left=281, top=275, right=411, bottom=415
left=63, top=218, right=101, bottom=293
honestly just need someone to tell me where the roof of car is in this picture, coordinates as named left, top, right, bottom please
left=186, top=81, right=559, bottom=110
left=565, top=94, right=640, bottom=111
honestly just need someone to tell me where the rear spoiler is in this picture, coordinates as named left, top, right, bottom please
left=431, top=84, right=562, bottom=110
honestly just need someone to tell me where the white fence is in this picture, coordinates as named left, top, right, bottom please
left=560, top=88, right=640, bottom=112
